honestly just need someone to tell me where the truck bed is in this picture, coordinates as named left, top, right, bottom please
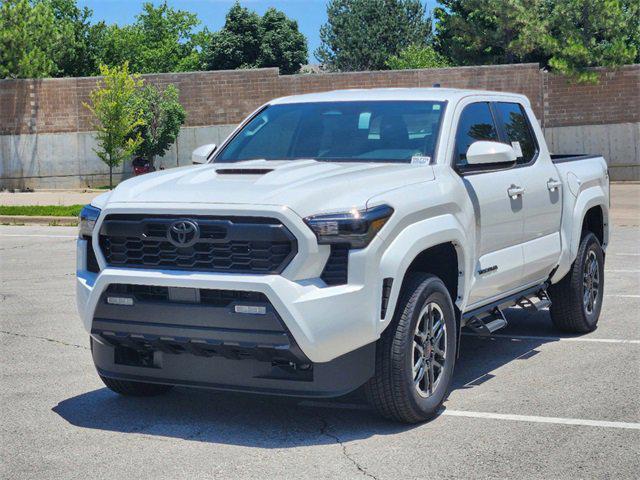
left=551, top=154, right=602, bottom=164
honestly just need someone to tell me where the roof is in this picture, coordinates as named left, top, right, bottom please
left=270, top=88, right=530, bottom=106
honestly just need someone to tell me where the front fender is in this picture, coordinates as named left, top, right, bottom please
left=377, top=214, right=470, bottom=336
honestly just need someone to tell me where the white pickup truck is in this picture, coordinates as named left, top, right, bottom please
left=77, top=88, right=609, bottom=422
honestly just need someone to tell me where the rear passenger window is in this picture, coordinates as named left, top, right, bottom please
left=455, top=102, right=499, bottom=166
left=494, top=102, right=538, bottom=165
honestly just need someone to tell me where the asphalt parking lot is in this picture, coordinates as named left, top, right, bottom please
left=1, top=190, right=639, bottom=479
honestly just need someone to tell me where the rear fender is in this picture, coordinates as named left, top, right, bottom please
left=552, top=182, right=609, bottom=283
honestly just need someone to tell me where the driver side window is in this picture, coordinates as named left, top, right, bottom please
left=455, top=102, right=499, bottom=167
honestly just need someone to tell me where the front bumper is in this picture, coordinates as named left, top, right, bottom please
left=77, top=203, right=385, bottom=396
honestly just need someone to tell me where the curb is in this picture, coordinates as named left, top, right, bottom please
left=0, top=215, right=77, bottom=226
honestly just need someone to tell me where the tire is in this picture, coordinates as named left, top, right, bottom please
left=99, top=374, right=174, bottom=397
left=365, top=273, right=457, bottom=423
left=549, top=232, right=605, bottom=333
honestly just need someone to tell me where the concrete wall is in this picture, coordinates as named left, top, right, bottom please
left=543, top=123, right=640, bottom=181
left=1, top=63, right=638, bottom=187
left=0, top=125, right=236, bottom=188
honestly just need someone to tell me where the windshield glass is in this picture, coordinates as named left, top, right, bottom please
left=215, top=101, right=446, bottom=164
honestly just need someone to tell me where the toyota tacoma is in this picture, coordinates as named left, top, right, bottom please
left=77, top=88, right=609, bottom=422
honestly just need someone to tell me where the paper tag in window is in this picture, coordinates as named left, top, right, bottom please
left=511, top=141, right=523, bottom=157
left=411, top=155, right=431, bottom=165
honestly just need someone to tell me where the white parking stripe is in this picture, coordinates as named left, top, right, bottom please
left=614, top=253, right=640, bottom=256
left=605, top=294, right=640, bottom=298
left=605, top=269, right=640, bottom=273
left=441, top=410, right=640, bottom=430
left=299, top=401, right=640, bottom=430
left=462, top=333, right=640, bottom=344
left=0, top=234, right=76, bottom=239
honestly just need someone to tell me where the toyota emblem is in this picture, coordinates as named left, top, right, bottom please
left=168, top=220, right=200, bottom=247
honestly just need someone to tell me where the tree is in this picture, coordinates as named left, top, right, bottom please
left=542, top=0, right=639, bottom=82
left=259, top=8, right=307, bottom=75
left=131, top=84, right=186, bottom=167
left=434, top=0, right=548, bottom=66
left=205, top=2, right=262, bottom=70
left=84, top=63, right=144, bottom=188
left=386, top=44, right=451, bottom=70
left=204, top=2, right=307, bottom=74
left=316, top=0, right=433, bottom=72
left=96, top=1, right=204, bottom=74
left=37, top=0, right=99, bottom=77
left=434, top=0, right=639, bottom=81
left=0, top=0, right=61, bottom=78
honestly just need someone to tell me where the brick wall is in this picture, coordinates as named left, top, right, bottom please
left=7, top=62, right=636, bottom=136
left=1, top=61, right=638, bottom=136
left=545, top=65, right=640, bottom=127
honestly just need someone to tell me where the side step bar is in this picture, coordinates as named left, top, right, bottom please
left=466, top=307, right=507, bottom=336
left=462, top=283, right=551, bottom=336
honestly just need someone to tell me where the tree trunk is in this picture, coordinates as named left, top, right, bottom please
left=109, top=166, right=113, bottom=189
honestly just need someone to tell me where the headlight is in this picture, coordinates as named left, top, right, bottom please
left=78, top=204, right=101, bottom=238
left=304, top=204, right=394, bottom=249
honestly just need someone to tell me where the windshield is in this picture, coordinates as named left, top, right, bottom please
left=215, top=101, right=445, bottom=164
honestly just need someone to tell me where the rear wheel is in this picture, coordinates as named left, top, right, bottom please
left=365, top=274, right=457, bottom=423
left=549, top=232, right=604, bottom=333
left=99, top=375, right=174, bottom=397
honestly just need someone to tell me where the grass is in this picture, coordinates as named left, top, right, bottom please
left=0, top=205, right=84, bottom=217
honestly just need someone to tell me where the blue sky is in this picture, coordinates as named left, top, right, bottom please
left=78, top=1, right=438, bottom=62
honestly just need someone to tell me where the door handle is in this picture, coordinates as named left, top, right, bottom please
left=507, top=185, right=525, bottom=199
left=547, top=179, right=562, bottom=191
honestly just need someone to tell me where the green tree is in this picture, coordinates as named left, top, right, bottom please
left=84, top=63, right=144, bottom=188
left=542, top=0, right=638, bottom=82
left=386, top=44, right=451, bottom=69
left=316, top=0, right=433, bottom=71
left=434, top=0, right=639, bottom=81
left=259, top=8, right=307, bottom=74
left=434, top=0, right=548, bottom=66
left=96, top=2, right=204, bottom=74
left=204, top=2, right=307, bottom=73
left=205, top=2, right=262, bottom=70
left=37, top=0, right=99, bottom=77
left=131, top=84, right=186, bottom=167
left=0, top=0, right=61, bottom=78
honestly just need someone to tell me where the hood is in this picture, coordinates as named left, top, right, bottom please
left=103, top=160, right=435, bottom=218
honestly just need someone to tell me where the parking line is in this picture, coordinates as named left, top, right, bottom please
left=462, top=333, right=640, bottom=344
left=0, top=234, right=76, bottom=239
left=300, top=401, right=640, bottom=430
left=440, top=410, right=640, bottom=430
left=605, top=269, right=640, bottom=273
left=605, top=294, right=640, bottom=298
left=614, top=253, right=640, bottom=256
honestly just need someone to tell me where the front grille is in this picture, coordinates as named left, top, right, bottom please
left=98, top=214, right=297, bottom=274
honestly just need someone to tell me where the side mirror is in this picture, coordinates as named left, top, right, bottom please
left=192, top=144, right=217, bottom=165
left=466, top=141, right=516, bottom=165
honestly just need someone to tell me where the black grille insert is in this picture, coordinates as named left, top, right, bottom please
left=99, top=214, right=297, bottom=274
left=321, top=244, right=349, bottom=286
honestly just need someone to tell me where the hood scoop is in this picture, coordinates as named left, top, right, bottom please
left=215, top=168, right=273, bottom=175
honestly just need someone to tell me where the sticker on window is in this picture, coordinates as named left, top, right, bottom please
left=411, top=155, right=431, bottom=165
left=511, top=141, right=523, bottom=157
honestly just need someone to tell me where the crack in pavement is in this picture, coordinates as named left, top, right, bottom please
left=0, top=330, right=89, bottom=350
left=317, top=414, right=379, bottom=480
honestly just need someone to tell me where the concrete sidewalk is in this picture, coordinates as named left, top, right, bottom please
left=0, top=189, right=105, bottom=206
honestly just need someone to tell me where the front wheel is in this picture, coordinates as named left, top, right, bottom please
left=549, top=232, right=605, bottom=333
left=365, top=274, right=457, bottom=423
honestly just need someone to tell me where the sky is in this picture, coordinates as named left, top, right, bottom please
left=78, top=0, right=438, bottom=63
